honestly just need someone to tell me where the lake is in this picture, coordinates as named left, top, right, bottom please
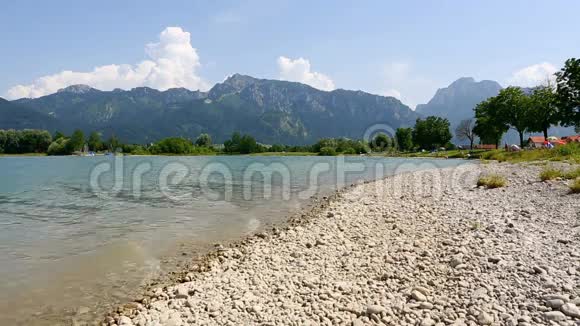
left=0, top=155, right=470, bottom=325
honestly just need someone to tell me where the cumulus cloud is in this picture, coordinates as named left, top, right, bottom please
left=6, top=27, right=209, bottom=99
left=506, top=62, right=557, bottom=87
left=277, top=56, right=335, bottom=91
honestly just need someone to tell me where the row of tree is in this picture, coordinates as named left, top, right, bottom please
left=472, top=58, right=579, bottom=147
left=0, top=129, right=52, bottom=154
left=148, top=135, right=214, bottom=155
left=368, top=116, right=454, bottom=153
left=222, top=132, right=375, bottom=155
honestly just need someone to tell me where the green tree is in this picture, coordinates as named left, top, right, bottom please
left=312, top=138, right=337, bottom=153
left=150, top=137, right=194, bottom=154
left=473, top=97, right=509, bottom=148
left=319, top=146, right=337, bottom=156
left=24, top=130, right=52, bottom=153
left=54, top=131, right=65, bottom=140
left=223, top=132, right=262, bottom=154
left=312, top=137, right=369, bottom=155
left=270, top=144, right=286, bottom=152
left=65, top=129, right=85, bottom=153
left=412, top=116, right=452, bottom=150
left=4, top=130, right=22, bottom=153
left=555, top=58, right=580, bottom=128
left=47, top=138, right=69, bottom=155
left=395, top=128, right=413, bottom=151
left=88, top=131, right=103, bottom=152
left=0, top=130, right=6, bottom=153
left=370, top=133, right=391, bottom=152
left=224, top=132, right=242, bottom=153
left=195, top=133, right=212, bottom=147
left=528, top=85, right=559, bottom=140
left=238, top=134, right=259, bottom=154
left=0, top=129, right=52, bottom=153
left=107, top=135, right=121, bottom=152
left=496, top=87, right=533, bottom=147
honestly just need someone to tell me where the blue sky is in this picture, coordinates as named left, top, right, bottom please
left=1, top=0, right=578, bottom=107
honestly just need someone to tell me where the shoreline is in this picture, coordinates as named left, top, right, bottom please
left=102, top=161, right=580, bottom=325
left=96, top=166, right=398, bottom=325
left=102, top=177, right=360, bottom=323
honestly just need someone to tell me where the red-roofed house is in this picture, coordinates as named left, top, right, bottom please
left=528, top=136, right=546, bottom=148
left=562, top=135, right=580, bottom=143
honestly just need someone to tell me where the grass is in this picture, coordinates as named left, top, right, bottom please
left=249, top=152, right=318, bottom=156
left=540, top=168, right=563, bottom=181
left=563, top=167, right=580, bottom=179
left=0, top=153, right=47, bottom=157
left=470, top=220, right=483, bottom=230
left=539, top=167, right=580, bottom=181
left=480, top=142, right=580, bottom=163
left=401, top=149, right=487, bottom=159
left=477, top=174, right=507, bottom=189
left=570, top=178, right=580, bottom=194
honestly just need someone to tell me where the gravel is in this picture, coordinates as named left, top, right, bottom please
left=105, top=161, right=580, bottom=326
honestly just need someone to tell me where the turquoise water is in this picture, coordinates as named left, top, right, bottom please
left=0, top=155, right=468, bottom=324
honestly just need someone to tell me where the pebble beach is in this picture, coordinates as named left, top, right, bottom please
left=105, top=161, right=580, bottom=326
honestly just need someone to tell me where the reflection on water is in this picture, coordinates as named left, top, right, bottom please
left=0, top=155, right=467, bottom=325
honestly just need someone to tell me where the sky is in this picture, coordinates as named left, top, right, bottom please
left=1, top=0, right=578, bottom=108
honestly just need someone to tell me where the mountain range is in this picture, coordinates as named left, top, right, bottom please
left=1, top=74, right=418, bottom=144
left=1, top=74, right=574, bottom=145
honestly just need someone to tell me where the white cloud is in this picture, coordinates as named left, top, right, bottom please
left=5, top=27, right=209, bottom=99
left=383, top=89, right=402, bottom=100
left=380, top=62, right=437, bottom=109
left=507, top=62, right=557, bottom=87
left=277, top=56, right=335, bottom=91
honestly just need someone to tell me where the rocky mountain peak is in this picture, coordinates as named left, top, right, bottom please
left=224, top=73, right=258, bottom=85
left=415, top=77, right=502, bottom=129
left=449, top=77, right=476, bottom=87
left=57, top=84, right=98, bottom=94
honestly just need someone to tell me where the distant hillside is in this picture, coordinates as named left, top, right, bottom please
left=7, top=74, right=419, bottom=144
left=416, top=78, right=575, bottom=144
left=416, top=77, right=502, bottom=126
left=0, top=97, right=61, bottom=131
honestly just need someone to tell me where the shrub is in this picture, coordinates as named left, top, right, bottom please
left=470, top=220, right=482, bottom=230
left=539, top=167, right=580, bottom=181
left=47, top=138, right=70, bottom=155
left=540, top=168, right=562, bottom=181
left=562, top=167, right=580, bottom=180
left=319, top=146, right=337, bottom=156
left=570, top=178, right=580, bottom=194
left=342, top=147, right=357, bottom=155
left=195, top=133, right=212, bottom=147
left=477, top=174, right=507, bottom=189
left=149, top=137, right=194, bottom=154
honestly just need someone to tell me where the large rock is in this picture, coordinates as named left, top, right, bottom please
left=477, top=311, right=494, bottom=325
left=411, top=290, right=427, bottom=302
left=366, top=304, right=385, bottom=315
left=544, top=311, right=567, bottom=321
left=561, top=303, right=580, bottom=318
